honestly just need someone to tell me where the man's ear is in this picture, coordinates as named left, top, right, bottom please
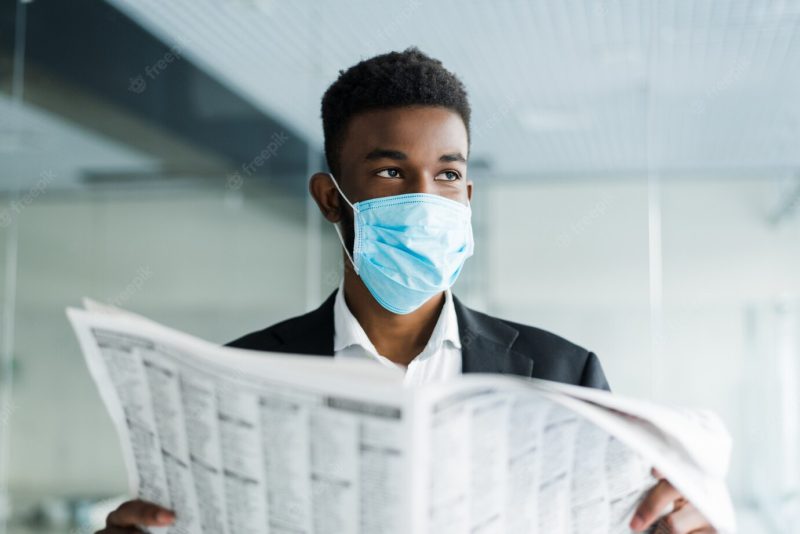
left=309, top=172, right=343, bottom=223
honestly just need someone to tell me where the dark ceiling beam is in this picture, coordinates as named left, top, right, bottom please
left=0, top=0, right=318, bottom=192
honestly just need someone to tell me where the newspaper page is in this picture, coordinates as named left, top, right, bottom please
left=528, top=377, right=736, bottom=532
left=410, top=376, right=735, bottom=534
left=67, top=306, right=412, bottom=534
left=68, top=303, right=735, bottom=534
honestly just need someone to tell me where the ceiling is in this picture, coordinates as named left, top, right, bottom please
left=102, top=0, right=800, bottom=177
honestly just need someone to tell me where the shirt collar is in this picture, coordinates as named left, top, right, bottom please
left=333, top=280, right=461, bottom=355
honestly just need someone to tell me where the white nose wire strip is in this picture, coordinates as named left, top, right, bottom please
left=327, top=173, right=358, bottom=273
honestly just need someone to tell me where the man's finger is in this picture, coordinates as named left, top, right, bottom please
left=106, top=499, right=175, bottom=527
left=659, top=503, right=711, bottom=534
left=631, top=479, right=682, bottom=532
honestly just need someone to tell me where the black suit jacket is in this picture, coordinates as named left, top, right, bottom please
left=226, top=289, right=610, bottom=391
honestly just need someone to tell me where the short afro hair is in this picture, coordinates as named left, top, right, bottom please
left=321, top=47, right=471, bottom=176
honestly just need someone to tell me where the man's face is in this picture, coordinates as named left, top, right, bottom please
left=311, top=105, right=473, bottom=256
left=337, top=105, right=472, bottom=206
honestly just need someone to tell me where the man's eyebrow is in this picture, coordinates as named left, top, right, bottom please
left=363, top=149, right=467, bottom=163
left=440, top=152, right=467, bottom=163
left=364, top=148, right=407, bottom=161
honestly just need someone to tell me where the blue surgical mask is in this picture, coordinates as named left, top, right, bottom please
left=327, top=173, right=474, bottom=315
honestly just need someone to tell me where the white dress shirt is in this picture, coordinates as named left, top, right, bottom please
left=332, top=281, right=463, bottom=386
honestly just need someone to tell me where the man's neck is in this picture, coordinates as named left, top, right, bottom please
left=342, top=264, right=445, bottom=367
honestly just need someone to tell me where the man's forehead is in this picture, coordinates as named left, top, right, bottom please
left=342, top=107, right=469, bottom=158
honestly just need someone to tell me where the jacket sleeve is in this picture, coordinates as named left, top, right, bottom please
left=579, top=352, right=611, bottom=392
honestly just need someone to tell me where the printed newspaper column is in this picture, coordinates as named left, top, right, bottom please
left=605, top=436, right=652, bottom=531
left=94, top=334, right=170, bottom=509
left=358, top=405, right=405, bottom=534
left=569, top=421, right=612, bottom=532
left=180, top=370, right=229, bottom=533
left=536, top=403, right=580, bottom=532
left=218, top=384, right=270, bottom=534
left=428, top=394, right=471, bottom=534
left=310, top=397, right=360, bottom=534
left=466, top=393, right=511, bottom=533
left=139, top=347, right=203, bottom=534
left=504, top=395, right=551, bottom=534
left=260, top=389, right=315, bottom=533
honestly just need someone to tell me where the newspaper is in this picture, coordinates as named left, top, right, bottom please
left=67, top=300, right=736, bottom=534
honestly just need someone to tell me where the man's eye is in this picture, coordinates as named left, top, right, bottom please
left=437, top=171, right=461, bottom=181
left=377, top=169, right=401, bottom=178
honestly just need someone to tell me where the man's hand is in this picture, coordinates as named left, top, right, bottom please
left=97, top=499, right=175, bottom=533
left=631, top=469, right=716, bottom=533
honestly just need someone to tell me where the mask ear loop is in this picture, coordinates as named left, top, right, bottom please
left=327, top=173, right=359, bottom=274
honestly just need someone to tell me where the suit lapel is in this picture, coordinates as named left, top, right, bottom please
left=453, top=295, right=534, bottom=377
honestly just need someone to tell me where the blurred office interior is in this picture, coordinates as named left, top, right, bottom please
left=0, top=0, right=799, bottom=532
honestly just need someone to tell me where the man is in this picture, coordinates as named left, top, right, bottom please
left=101, top=48, right=714, bottom=533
